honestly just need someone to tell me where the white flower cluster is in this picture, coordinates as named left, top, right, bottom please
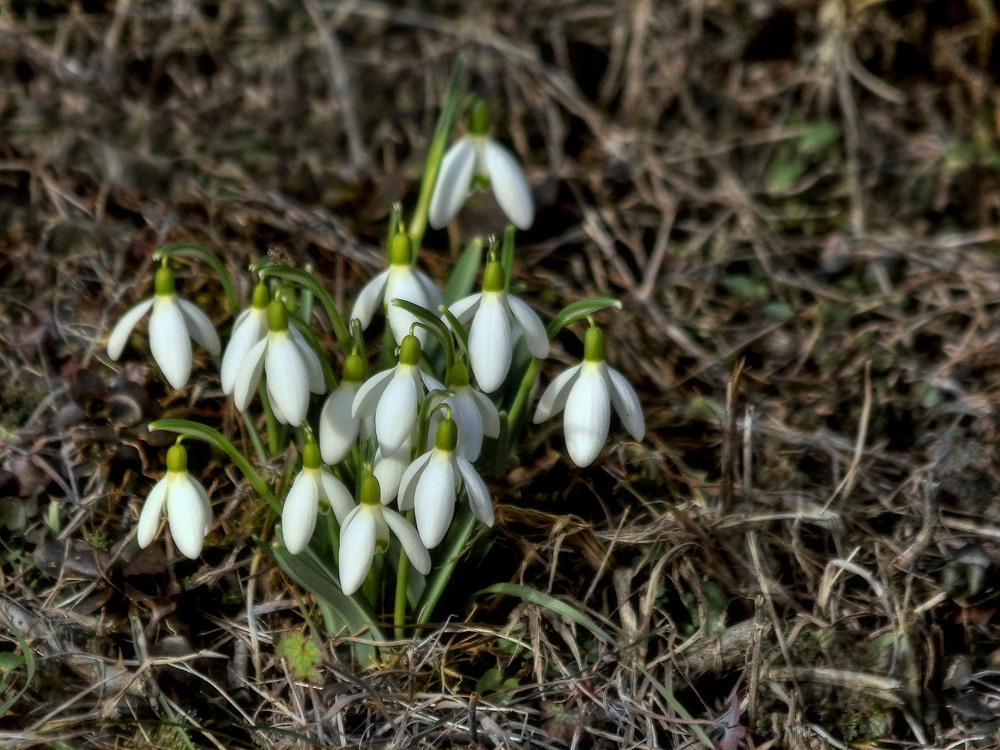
left=108, top=122, right=644, bottom=598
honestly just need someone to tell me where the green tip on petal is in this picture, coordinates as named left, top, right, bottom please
left=360, top=473, right=381, bottom=506
left=342, top=353, right=365, bottom=383
left=469, top=99, right=488, bottom=135
left=154, top=265, right=176, bottom=296
left=251, top=282, right=269, bottom=309
left=583, top=325, right=606, bottom=362
left=435, top=417, right=458, bottom=452
left=267, top=299, right=289, bottom=332
left=166, top=444, right=188, bottom=472
left=302, top=440, right=322, bottom=470
left=482, top=260, right=505, bottom=293
left=446, top=360, right=470, bottom=388
left=389, top=232, right=414, bottom=266
left=398, top=334, right=421, bottom=366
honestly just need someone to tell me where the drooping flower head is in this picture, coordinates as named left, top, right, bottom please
left=427, top=360, right=500, bottom=461
left=351, top=233, right=443, bottom=345
left=398, top=416, right=494, bottom=549
left=338, top=473, right=430, bottom=596
left=107, top=264, right=221, bottom=389
left=230, top=298, right=325, bottom=425
left=532, top=325, right=645, bottom=467
left=319, top=351, right=369, bottom=466
left=448, top=260, right=549, bottom=392
left=352, top=334, right=428, bottom=455
left=221, top=281, right=269, bottom=397
left=282, top=439, right=356, bottom=555
left=429, top=100, right=534, bottom=231
left=137, top=442, right=212, bottom=559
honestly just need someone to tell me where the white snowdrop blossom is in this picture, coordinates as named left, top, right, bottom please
left=230, top=299, right=325, bottom=425
left=319, top=352, right=368, bottom=465
left=427, top=361, right=500, bottom=461
left=107, top=264, right=221, bottom=389
left=221, top=281, right=269, bottom=397
left=398, top=417, right=494, bottom=549
left=373, top=436, right=412, bottom=505
left=533, top=326, right=645, bottom=467
left=339, top=474, right=430, bottom=596
left=351, top=232, right=443, bottom=345
left=448, top=260, right=549, bottom=393
left=352, top=334, right=432, bottom=455
left=429, top=101, right=533, bottom=231
left=282, top=441, right=355, bottom=555
left=137, top=443, right=212, bottom=559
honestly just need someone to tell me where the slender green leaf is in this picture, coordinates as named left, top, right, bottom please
left=475, top=583, right=617, bottom=645
left=443, top=236, right=483, bottom=305
left=415, top=503, right=478, bottom=627
left=254, top=263, right=350, bottom=348
left=391, top=299, right=454, bottom=363
left=153, top=242, right=239, bottom=313
left=546, top=297, right=622, bottom=337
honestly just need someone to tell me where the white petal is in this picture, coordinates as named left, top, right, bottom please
left=416, top=269, right=445, bottom=313
left=382, top=507, right=431, bottom=575
left=281, top=470, right=319, bottom=555
left=265, top=332, right=311, bottom=426
left=471, top=388, right=501, bottom=438
left=456, top=454, right=494, bottom=526
left=233, top=337, right=268, bottom=411
left=386, top=265, right=433, bottom=344
left=221, top=308, right=266, bottom=395
left=351, top=368, right=394, bottom=419
left=107, top=298, right=154, bottom=360
left=469, top=293, right=512, bottom=393
left=289, top=325, right=326, bottom=394
left=339, top=506, right=375, bottom=595
left=507, top=294, right=549, bottom=359
left=319, top=385, right=360, bottom=465
left=447, top=292, right=482, bottom=325
left=350, top=270, right=389, bottom=330
left=483, top=138, right=534, bottom=230
left=397, top=450, right=432, bottom=512
left=166, top=473, right=209, bottom=559
left=564, top=365, right=611, bottom=467
left=177, top=298, right=222, bottom=356
left=605, top=365, right=646, bottom=441
left=375, top=368, right=420, bottom=454
left=376, top=439, right=415, bottom=505
left=451, top=390, right=485, bottom=461
left=149, top=296, right=193, bottom=389
left=137, top=475, right=168, bottom=548
left=429, top=138, right=477, bottom=229
left=319, top=470, right=356, bottom=525
left=533, top=363, right=582, bottom=423
left=414, top=452, right=456, bottom=548
left=193, top=477, right=212, bottom=536
left=229, top=306, right=251, bottom=338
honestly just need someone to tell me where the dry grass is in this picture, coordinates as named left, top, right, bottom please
left=2, top=1, right=1000, bottom=747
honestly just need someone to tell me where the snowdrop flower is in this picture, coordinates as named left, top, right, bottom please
left=373, top=436, right=412, bottom=505
left=282, top=440, right=355, bottom=555
left=107, top=264, right=221, bottom=389
left=221, top=282, right=269, bottom=397
left=230, top=299, right=325, bottom=425
left=352, top=334, right=432, bottom=455
left=351, top=232, right=443, bottom=344
left=448, top=260, right=549, bottom=392
left=399, top=416, right=494, bottom=549
left=137, top=442, right=211, bottom=559
left=427, top=361, right=500, bottom=461
left=429, top=100, right=533, bottom=231
left=339, top=473, right=430, bottom=596
left=319, top=352, right=368, bottom=465
left=533, top=326, right=645, bottom=467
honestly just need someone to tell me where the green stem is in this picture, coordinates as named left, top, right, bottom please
left=257, top=382, right=283, bottom=457
left=148, top=419, right=281, bottom=514
left=153, top=241, right=239, bottom=313
left=255, top=264, right=351, bottom=349
left=409, top=58, right=465, bottom=255
left=505, top=356, right=540, bottom=446
left=240, top=409, right=269, bottom=465
left=415, top=502, right=477, bottom=631
left=394, top=547, right=411, bottom=640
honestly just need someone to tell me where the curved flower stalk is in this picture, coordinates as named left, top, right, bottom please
left=352, top=334, right=435, bottom=455
left=229, top=299, right=325, bottom=425
left=398, top=417, right=494, bottom=549
left=428, top=101, right=533, bottom=231
left=533, top=325, right=645, bottom=467
left=339, top=473, right=430, bottom=596
left=221, top=282, right=269, bottom=396
left=137, top=442, right=212, bottom=559
left=282, top=440, right=355, bottom=555
left=427, top=361, right=499, bottom=461
left=319, top=352, right=369, bottom=465
left=448, top=260, right=549, bottom=393
left=107, top=264, right=221, bottom=389
left=351, top=233, right=443, bottom=344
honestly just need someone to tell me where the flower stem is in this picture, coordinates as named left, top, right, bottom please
left=394, top=547, right=410, bottom=641
left=257, top=381, right=283, bottom=457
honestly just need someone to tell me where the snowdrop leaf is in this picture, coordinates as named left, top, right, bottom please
left=443, top=236, right=484, bottom=305
left=546, top=297, right=622, bottom=338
